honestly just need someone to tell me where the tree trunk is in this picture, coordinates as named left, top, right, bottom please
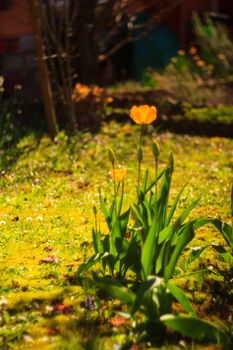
left=28, top=0, right=58, bottom=138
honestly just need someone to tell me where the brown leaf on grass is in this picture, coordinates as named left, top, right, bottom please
left=44, top=246, right=53, bottom=252
left=124, top=231, right=131, bottom=239
left=46, top=328, right=59, bottom=335
left=61, top=274, right=76, bottom=283
left=53, top=303, right=72, bottom=315
left=101, top=304, right=108, bottom=311
left=39, top=256, right=59, bottom=264
left=77, top=181, right=89, bottom=189
left=129, top=345, right=139, bottom=350
left=46, top=273, right=57, bottom=280
left=109, top=315, right=126, bottom=327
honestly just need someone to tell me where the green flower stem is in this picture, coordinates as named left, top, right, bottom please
left=155, top=156, right=158, bottom=214
left=112, top=162, right=117, bottom=212
left=137, top=124, right=144, bottom=189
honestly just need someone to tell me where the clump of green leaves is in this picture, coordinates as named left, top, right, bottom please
left=182, top=103, right=233, bottom=125
left=94, top=274, right=230, bottom=346
left=77, top=107, right=232, bottom=347
left=192, top=13, right=233, bottom=76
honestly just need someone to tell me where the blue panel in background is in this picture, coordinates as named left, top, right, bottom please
left=132, top=23, right=179, bottom=80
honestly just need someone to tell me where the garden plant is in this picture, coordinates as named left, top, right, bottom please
left=77, top=105, right=233, bottom=348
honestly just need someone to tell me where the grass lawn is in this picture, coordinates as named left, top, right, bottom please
left=0, top=121, right=232, bottom=349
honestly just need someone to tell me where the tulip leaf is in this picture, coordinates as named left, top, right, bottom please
left=160, top=314, right=230, bottom=345
left=145, top=168, right=166, bottom=194
left=118, top=180, right=124, bottom=216
left=167, top=282, right=196, bottom=316
left=164, top=223, right=194, bottom=281
left=141, top=215, right=158, bottom=279
left=99, top=189, right=111, bottom=230
left=211, top=245, right=233, bottom=266
left=192, top=218, right=233, bottom=250
left=92, top=227, right=102, bottom=254
left=166, top=184, right=187, bottom=225
left=76, top=253, right=106, bottom=276
left=187, top=245, right=209, bottom=264
left=176, top=198, right=200, bottom=226
left=231, top=184, right=233, bottom=217
left=130, top=276, right=159, bottom=316
left=94, top=276, right=135, bottom=305
left=143, top=169, right=149, bottom=194
left=157, top=168, right=171, bottom=230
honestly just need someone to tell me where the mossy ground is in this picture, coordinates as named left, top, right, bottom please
left=0, top=121, right=232, bottom=349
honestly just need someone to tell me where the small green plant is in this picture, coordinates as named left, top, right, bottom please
left=78, top=106, right=232, bottom=281
left=186, top=185, right=233, bottom=268
left=94, top=274, right=230, bottom=345
left=181, top=103, right=233, bottom=125
left=192, top=13, right=233, bottom=76
left=76, top=105, right=232, bottom=347
left=77, top=151, right=133, bottom=279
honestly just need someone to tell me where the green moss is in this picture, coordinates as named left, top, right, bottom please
left=182, top=104, right=233, bottom=124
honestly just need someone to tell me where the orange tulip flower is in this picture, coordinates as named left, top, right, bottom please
left=177, top=49, right=185, bottom=56
left=130, top=105, right=157, bottom=125
left=111, top=169, right=127, bottom=182
left=189, top=46, right=197, bottom=55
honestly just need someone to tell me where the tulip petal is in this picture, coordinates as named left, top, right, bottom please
left=130, top=106, right=142, bottom=124
left=145, top=106, right=157, bottom=124
left=138, top=105, right=149, bottom=124
left=111, top=169, right=127, bottom=182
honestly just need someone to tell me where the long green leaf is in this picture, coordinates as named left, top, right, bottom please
left=161, top=314, right=230, bottom=345
left=145, top=168, right=167, bottom=194
left=176, top=198, right=200, bottom=226
left=167, top=282, right=196, bottom=316
left=192, top=218, right=233, bottom=250
left=122, top=237, right=141, bottom=274
left=119, top=208, right=131, bottom=235
left=99, top=189, right=111, bottom=230
left=140, top=199, right=151, bottom=234
left=115, top=237, right=129, bottom=258
left=231, top=184, right=233, bottom=217
left=166, top=184, right=187, bottom=225
left=164, top=223, right=194, bottom=282
left=131, top=204, right=144, bottom=228
left=118, top=180, right=124, bottom=216
left=212, top=220, right=233, bottom=250
left=141, top=214, right=158, bottom=279
left=94, top=276, right=135, bottom=305
left=92, top=227, right=103, bottom=254
left=76, top=253, right=104, bottom=276
left=158, top=223, right=179, bottom=245
left=130, top=276, right=159, bottom=316
left=187, top=245, right=209, bottom=264
left=155, top=241, right=168, bottom=275
left=143, top=168, right=149, bottom=194
left=212, top=245, right=233, bottom=266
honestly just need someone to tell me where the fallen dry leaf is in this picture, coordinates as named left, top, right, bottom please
left=44, top=246, right=53, bottom=252
left=109, top=315, right=126, bottom=327
left=53, top=304, right=72, bottom=315
left=39, top=256, right=59, bottom=264
left=46, top=328, right=59, bottom=335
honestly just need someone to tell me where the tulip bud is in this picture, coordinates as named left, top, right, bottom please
left=93, top=205, right=97, bottom=215
left=137, top=147, right=143, bottom=163
left=108, top=147, right=116, bottom=164
left=152, top=140, right=160, bottom=159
